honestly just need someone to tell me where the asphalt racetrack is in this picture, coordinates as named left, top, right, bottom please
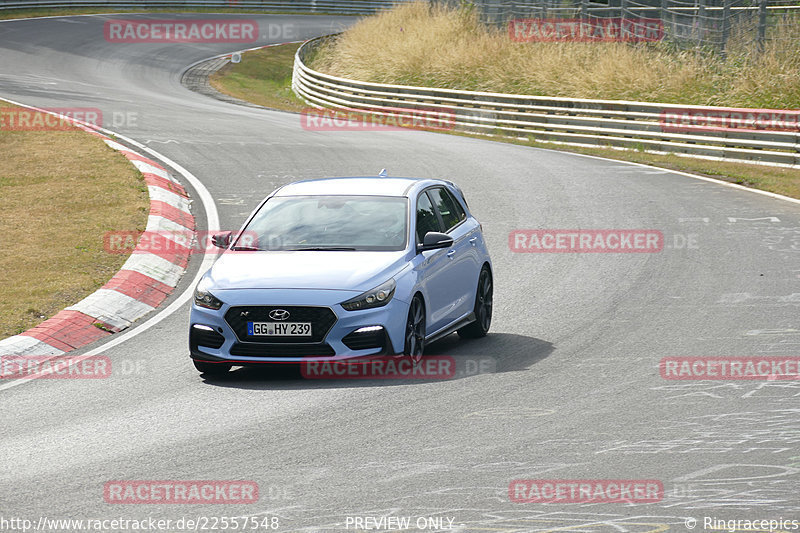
left=1, top=13, right=799, bottom=532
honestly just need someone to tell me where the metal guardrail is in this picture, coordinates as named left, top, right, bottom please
left=292, top=35, right=800, bottom=167
left=0, top=0, right=409, bottom=14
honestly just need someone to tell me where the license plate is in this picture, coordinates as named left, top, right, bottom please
left=247, top=322, right=312, bottom=337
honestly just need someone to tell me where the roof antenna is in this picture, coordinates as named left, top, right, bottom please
left=378, top=168, right=387, bottom=178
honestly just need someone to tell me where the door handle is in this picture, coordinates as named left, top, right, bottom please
left=446, top=250, right=456, bottom=259
left=469, top=237, right=478, bottom=246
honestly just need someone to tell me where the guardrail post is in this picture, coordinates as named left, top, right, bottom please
left=696, top=0, right=706, bottom=45
left=721, top=0, right=731, bottom=56
left=757, top=0, right=768, bottom=50
left=580, top=0, right=589, bottom=21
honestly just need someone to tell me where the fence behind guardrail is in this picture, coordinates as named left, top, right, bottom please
left=433, top=0, right=800, bottom=55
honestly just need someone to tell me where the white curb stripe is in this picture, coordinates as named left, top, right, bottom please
left=0, top=335, right=66, bottom=357
left=103, top=138, right=134, bottom=153
left=132, top=160, right=171, bottom=180
left=66, top=289, right=156, bottom=331
left=156, top=223, right=198, bottom=249
left=146, top=214, right=194, bottom=235
left=148, top=185, right=191, bottom=213
left=118, top=253, right=187, bottom=288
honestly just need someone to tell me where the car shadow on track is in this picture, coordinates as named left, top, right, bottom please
left=198, top=332, right=553, bottom=389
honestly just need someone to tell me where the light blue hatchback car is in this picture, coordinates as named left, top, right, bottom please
left=189, top=174, right=493, bottom=375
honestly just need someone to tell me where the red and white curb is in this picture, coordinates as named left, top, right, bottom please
left=0, top=127, right=195, bottom=356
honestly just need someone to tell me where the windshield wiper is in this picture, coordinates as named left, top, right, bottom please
left=284, top=246, right=357, bottom=251
left=230, top=245, right=261, bottom=251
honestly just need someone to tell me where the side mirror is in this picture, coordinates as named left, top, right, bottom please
left=211, top=232, right=232, bottom=249
left=418, top=231, right=454, bottom=253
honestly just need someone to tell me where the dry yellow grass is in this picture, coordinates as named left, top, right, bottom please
left=310, top=1, right=800, bottom=108
left=0, top=105, right=149, bottom=337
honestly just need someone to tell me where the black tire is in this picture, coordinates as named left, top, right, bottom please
left=193, top=360, right=232, bottom=375
left=403, top=295, right=426, bottom=363
left=458, top=266, right=493, bottom=339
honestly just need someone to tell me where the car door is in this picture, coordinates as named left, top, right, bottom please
left=414, top=190, right=453, bottom=334
left=426, top=186, right=480, bottom=325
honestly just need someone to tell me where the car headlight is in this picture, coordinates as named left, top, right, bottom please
left=194, top=277, right=224, bottom=310
left=341, top=279, right=396, bottom=311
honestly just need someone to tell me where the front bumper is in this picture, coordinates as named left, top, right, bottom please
left=189, top=289, right=409, bottom=364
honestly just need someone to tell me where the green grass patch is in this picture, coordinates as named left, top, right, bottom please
left=210, top=43, right=306, bottom=112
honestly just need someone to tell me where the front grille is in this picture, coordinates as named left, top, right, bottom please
left=342, top=328, right=387, bottom=351
left=225, top=306, right=336, bottom=343
left=190, top=325, right=225, bottom=350
left=229, top=343, right=335, bottom=357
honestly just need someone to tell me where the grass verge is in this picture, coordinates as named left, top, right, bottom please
left=210, top=43, right=306, bottom=112
left=0, top=104, right=149, bottom=338
left=207, top=37, right=800, bottom=201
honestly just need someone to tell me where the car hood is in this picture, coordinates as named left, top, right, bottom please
left=206, top=250, right=409, bottom=291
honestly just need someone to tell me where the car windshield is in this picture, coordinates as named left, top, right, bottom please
left=235, top=195, right=408, bottom=251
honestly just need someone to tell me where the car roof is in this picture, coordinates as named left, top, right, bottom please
left=273, top=176, right=443, bottom=198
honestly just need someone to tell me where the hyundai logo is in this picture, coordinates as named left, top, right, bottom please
left=269, top=309, right=291, bottom=321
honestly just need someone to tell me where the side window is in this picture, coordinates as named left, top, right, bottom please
left=428, top=187, right=466, bottom=231
left=416, top=192, right=441, bottom=243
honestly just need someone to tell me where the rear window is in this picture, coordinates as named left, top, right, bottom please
left=428, top=187, right=467, bottom=231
